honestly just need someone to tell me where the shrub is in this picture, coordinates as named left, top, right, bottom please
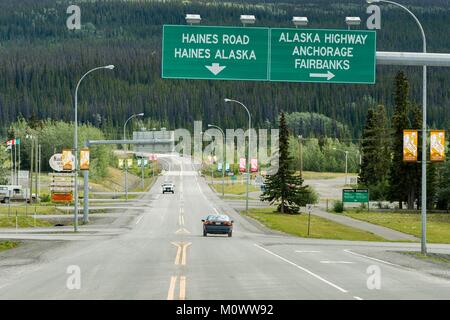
left=333, top=200, right=344, bottom=213
left=40, top=193, right=51, bottom=203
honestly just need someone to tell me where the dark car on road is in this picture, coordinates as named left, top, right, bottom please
left=202, top=215, right=234, bottom=237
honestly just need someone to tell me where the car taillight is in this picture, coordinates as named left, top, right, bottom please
left=204, top=221, right=211, bottom=225
left=223, top=221, right=232, bottom=226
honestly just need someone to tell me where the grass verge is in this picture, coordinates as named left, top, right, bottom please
left=0, top=215, right=53, bottom=228
left=344, top=211, right=450, bottom=243
left=244, top=207, right=386, bottom=241
left=210, top=183, right=260, bottom=195
left=0, top=205, right=59, bottom=215
left=0, top=241, right=19, bottom=252
left=401, top=251, right=450, bottom=265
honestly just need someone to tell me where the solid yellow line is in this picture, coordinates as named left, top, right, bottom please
left=179, top=276, right=186, bottom=300
left=172, top=242, right=182, bottom=265
left=181, top=242, right=192, bottom=266
left=167, top=276, right=177, bottom=300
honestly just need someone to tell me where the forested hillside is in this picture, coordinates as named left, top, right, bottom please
left=0, top=0, right=449, bottom=138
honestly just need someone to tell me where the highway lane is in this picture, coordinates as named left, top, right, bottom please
left=0, top=155, right=450, bottom=299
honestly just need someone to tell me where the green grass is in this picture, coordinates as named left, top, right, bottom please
left=0, top=205, right=59, bottom=215
left=301, top=171, right=350, bottom=180
left=0, top=241, right=19, bottom=252
left=401, top=251, right=450, bottom=265
left=210, top=183, right=260, bottom=195
left=244, top=207, right=386, bottom=241
left=344, top=211, right=450, bottom=243
left=0, top=215, right=53, bottom=228
left=220, top=196, right=258, bottom=201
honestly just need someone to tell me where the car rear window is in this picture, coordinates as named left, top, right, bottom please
left=208, top=215, right=230, bottom=222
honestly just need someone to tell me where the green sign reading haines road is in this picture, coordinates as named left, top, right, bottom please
left=270, top=29, right=376, bottom=84
left=162, top=25, right=269, bottom=81
left=162, top=25, right=376, bottom=84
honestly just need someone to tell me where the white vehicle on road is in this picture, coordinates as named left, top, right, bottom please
left=161, top=182, right=175, bottom=194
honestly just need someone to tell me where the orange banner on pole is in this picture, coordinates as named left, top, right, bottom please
left=62, top=149, right=74, bottom=171
left=430, top=130, right=445, bottom=162
left=239, top=157, right=246, bottom=172
left=80, top=148, right=90, bottom=170
left=403, top=130, right=418, bottom=162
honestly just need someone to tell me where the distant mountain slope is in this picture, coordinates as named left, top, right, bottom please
left=0, top=0, right=449, bottom=138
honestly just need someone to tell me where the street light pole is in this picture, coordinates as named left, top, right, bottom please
left=345, top=151, right=348, bottom=185
left=367, top=0, right=428, bottom=255
left=123, top=113, right=144, bottom=200
left=298, top=135, right=303, bottom=177
left=208, top=124, right=226, bottom=197
left=74, top=65, right=114, bottom=232
left=224, top=99, right=251, bottom=214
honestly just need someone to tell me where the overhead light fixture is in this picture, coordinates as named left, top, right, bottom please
left=366, top=0, right=380, bottom=3
left=240, top=15, right=256, bottom=26
left=345, top=16, right=362, bottom=26
left=185, top=14, right=201, bottom=25
left=292, top=16, right=308, bottom=27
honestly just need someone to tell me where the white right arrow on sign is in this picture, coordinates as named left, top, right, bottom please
left=205, top=63, right=226, bottom=75
left=309, top=71, right=335, bottom=80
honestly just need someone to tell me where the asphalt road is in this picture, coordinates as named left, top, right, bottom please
left=1, top=155, right=450, bottom=300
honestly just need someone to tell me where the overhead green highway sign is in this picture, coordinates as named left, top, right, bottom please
left=162, top=25, right=270, bottom=81
left=162, top=25, right=377, bottom=84
left=270, top=28, right=376, bottom=84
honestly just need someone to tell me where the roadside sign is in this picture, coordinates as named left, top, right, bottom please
left=51, top=193, right=73, bottom=203
left=342, top=189, right=369, bottom=203
left=270, top=29, right=376, bottom=84
left=162, top=25, right=270, bottom=81
left=49, top=153, right=75, bottom=172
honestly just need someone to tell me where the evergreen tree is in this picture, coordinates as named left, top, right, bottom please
left=388, top=71, right=414, bottom=209
left=261, top=112, right=308, bottom=214
left=436, top=134, right=450, bottom=210
left=359, top=105, right=390, bottom=193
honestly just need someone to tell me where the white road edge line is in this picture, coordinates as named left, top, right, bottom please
left=320, top=261, right=355, bottom=264
left=343, top=249, right=402, bottom=267
left=295, top=250, right=321, bottom=253
left=353, top=296, right=363, bottom=300
left=135, top=216, right=144, bottom=225
left=254, top=244, right=348, bottom=293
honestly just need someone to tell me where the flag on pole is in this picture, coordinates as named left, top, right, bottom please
left=239, top=158, right=246, bottom=172
left=250, top=158, right=258, bottom=172
left=6, top=138, right=20, bottom=146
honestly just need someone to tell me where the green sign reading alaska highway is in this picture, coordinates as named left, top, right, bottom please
left=162, top=25, right=376, bottom=84
left=270, top=28, right=376, bottom=84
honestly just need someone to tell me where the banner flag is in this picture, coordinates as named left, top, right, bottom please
left=250, top=158, right=258, bottom=172
left=430, top=130, right=445, bottom=162
left=239, top=158, right=246, bottom=172
left=403, top=130, right=418, bottom=162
